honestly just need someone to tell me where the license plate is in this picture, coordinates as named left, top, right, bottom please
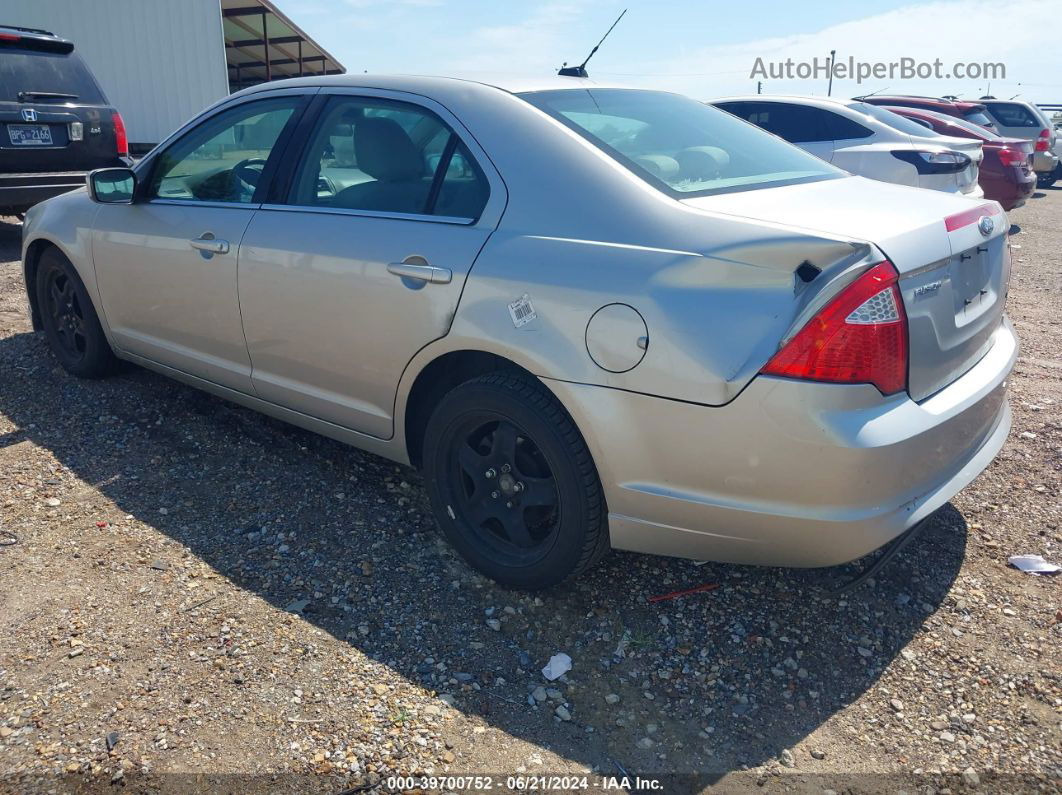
left=7, top=124, right=53, bottom=146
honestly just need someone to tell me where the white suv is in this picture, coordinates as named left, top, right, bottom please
left=713, top=96, right=983, bottom=197
left=980, top=99, right=1059, bottom=187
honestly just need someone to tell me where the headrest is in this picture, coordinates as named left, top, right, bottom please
left=354, top=117, right=422, bottom=182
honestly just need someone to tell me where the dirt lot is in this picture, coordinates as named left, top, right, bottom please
left=0, top=189, right=1059, bottom=794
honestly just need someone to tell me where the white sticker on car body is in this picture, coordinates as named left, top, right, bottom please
left=508, top=294, right=537, bottom=328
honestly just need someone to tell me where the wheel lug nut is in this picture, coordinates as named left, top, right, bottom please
left=485, top=468, right=496, bottom=479
left=501, top=464, right=511, bottom=474
left=505, top=501, right=513, bottom=508
left=514, top=482, right=524, bottom=492
left=491, top=491, right=499, bottom=499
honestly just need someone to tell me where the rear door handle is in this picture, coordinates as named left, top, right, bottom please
left=190, top=235, right=229, bottom=255
left=387, top=261, right=452, bottom=284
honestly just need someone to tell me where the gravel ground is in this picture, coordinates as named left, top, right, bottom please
left=0, top=190, right=1059, bottom=794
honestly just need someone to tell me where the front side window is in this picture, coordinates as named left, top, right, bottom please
left=288, top=96, right=489, bottom=219
left=148, top=97, right=299, bottom=203
left=523, top=90, right=842, bottom=198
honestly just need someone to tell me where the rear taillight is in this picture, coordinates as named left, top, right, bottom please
left=761, top=261, right=908, bottom=395
left=0, top=33, right=20, bottom=42
left=112, top=111, right=128, bottom=157
left=891, top=149, right=970, bottom=174
left=997, top=147, right=1028, bottom=168
left=1035, top=129, right=1051, bottom=152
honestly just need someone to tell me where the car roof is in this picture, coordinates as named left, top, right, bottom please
left=859, top=94, right=985, bottom=110
left=236, top=73, right=637, bottom=100
left=711, top=95, right=858, bottom=108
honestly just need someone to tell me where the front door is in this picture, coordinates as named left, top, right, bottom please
left=237, top=92, right=504, bottom=438
left=93, top=94, right=306, bottom=391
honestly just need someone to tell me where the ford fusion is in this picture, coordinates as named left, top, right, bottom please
left=20, top=76, right=1017, bottom=588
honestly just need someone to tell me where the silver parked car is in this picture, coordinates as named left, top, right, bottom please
left=20, top=76, right=1018, bottom=589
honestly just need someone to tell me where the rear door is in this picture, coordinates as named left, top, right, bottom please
left=716, top=101, right=835, bottom=162
left=0, top=39, right=119, bottom=174
left=237, top=90, right=506, bottom=439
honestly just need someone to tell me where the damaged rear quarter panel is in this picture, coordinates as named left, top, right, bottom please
left=449, top=215, right=872, bottom=407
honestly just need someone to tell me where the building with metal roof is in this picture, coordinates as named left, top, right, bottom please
left=3, top=0, right=344, bottom=148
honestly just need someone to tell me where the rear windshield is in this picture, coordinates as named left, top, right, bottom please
left=852, top=102, right=941, bottom=137
left=519, top=88, right=843, bottom=198
left=963, top=109, right=995, bottom=128
left=985, top=102, right=1041, bottom=128
left=0, top=47, right=106, bottom=104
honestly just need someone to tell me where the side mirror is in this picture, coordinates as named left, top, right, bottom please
left=88, top=168, right=136, bottom=204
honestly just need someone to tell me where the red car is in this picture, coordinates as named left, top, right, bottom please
left=859, top=95, right=998, bottom=133
left=883, top=105, right=1035, bottom=210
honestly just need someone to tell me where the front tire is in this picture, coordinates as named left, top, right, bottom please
left=422, top=372, right=609, bottom=589
left=1036, top=172, right=1057, bottom=188
left=35, top=248, right=119, bottom=378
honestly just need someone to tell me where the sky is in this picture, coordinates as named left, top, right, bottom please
left=274, top=0, right=1061, bottom=105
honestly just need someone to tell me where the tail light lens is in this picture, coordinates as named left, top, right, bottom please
left=1035, top=129, right=1050, bottom=152
left=891, top=149, right=971, bottom=174
left=997, top=147, right=1028, bottom=168
left=112, top=111, right=128, bottom=157
left=762, top=261, right=908, bottom=395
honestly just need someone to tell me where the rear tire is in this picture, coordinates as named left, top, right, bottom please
left=422, top=372, right=609, bottom=589
left=1036, top=172, right=1056, bottom=188
left=35, top=248, right=119, bottom=378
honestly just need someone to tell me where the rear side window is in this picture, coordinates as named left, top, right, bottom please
left=985, top=103, right=1040, bottom=128
left=0, top=48, right=106, bottom=104
left=287, top=95, right=489, bottom=220
left=718, top=101, right=832, bottom=143
left=822, top=111, right=873, bottom=141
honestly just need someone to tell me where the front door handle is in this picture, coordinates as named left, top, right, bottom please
left=387, top=261, right=452, bottom=284
left=190, top=234, right=229, bottom=255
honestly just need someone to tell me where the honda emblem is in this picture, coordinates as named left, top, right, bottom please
left=21, top=108, right=38, bottom=122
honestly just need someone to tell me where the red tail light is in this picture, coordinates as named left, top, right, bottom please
left=761, top=261, right=908, bottom=395
left=0, top=33, right=20, bottom=41
left=997, top=147, right=1028, bottom=168
left=112, top=111, right=128, bottom=157
left=1035, top=128, right=1051, bottom=152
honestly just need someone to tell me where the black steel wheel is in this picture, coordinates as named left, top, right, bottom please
left=35, top=248, right=118, bottom=378
left=423, top=372, right=609, bottom=589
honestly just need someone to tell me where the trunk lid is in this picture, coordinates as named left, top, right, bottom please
left=684, top=176, right=1010, bottom=401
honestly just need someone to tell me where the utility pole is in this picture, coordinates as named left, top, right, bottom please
left=827, top=49, right=836, bottom=96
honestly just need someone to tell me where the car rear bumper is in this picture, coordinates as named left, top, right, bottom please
left=546, top=317, right=1018, bottom=568
left=0, top=160, right=129, bottom=210
left=0, top=171, right=89, bottom=209
left=1032, top=150, right=1059, bottom=174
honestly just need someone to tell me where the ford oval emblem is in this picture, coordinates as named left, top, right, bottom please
left=978, top=215, right=994, bottom=237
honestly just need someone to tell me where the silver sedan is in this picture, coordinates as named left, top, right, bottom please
left=20, top=75, right=1017, bottom=589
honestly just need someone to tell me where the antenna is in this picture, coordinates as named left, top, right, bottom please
left=558, top=9, right=627, bottom=78
left=860, top=85, right=890, bottom=98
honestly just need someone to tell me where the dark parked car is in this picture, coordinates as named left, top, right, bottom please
left=858, top=95, right=998, bottom=133
left=1, top=25, right=130, bottom=218
left=884, top=105, right=1035, bottom=211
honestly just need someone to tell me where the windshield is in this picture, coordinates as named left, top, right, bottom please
left=852, top=102, right=942, bottom=137
left=519, top=88, right=843, bottom=197
left=0, top=48, right=105, bottom=104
